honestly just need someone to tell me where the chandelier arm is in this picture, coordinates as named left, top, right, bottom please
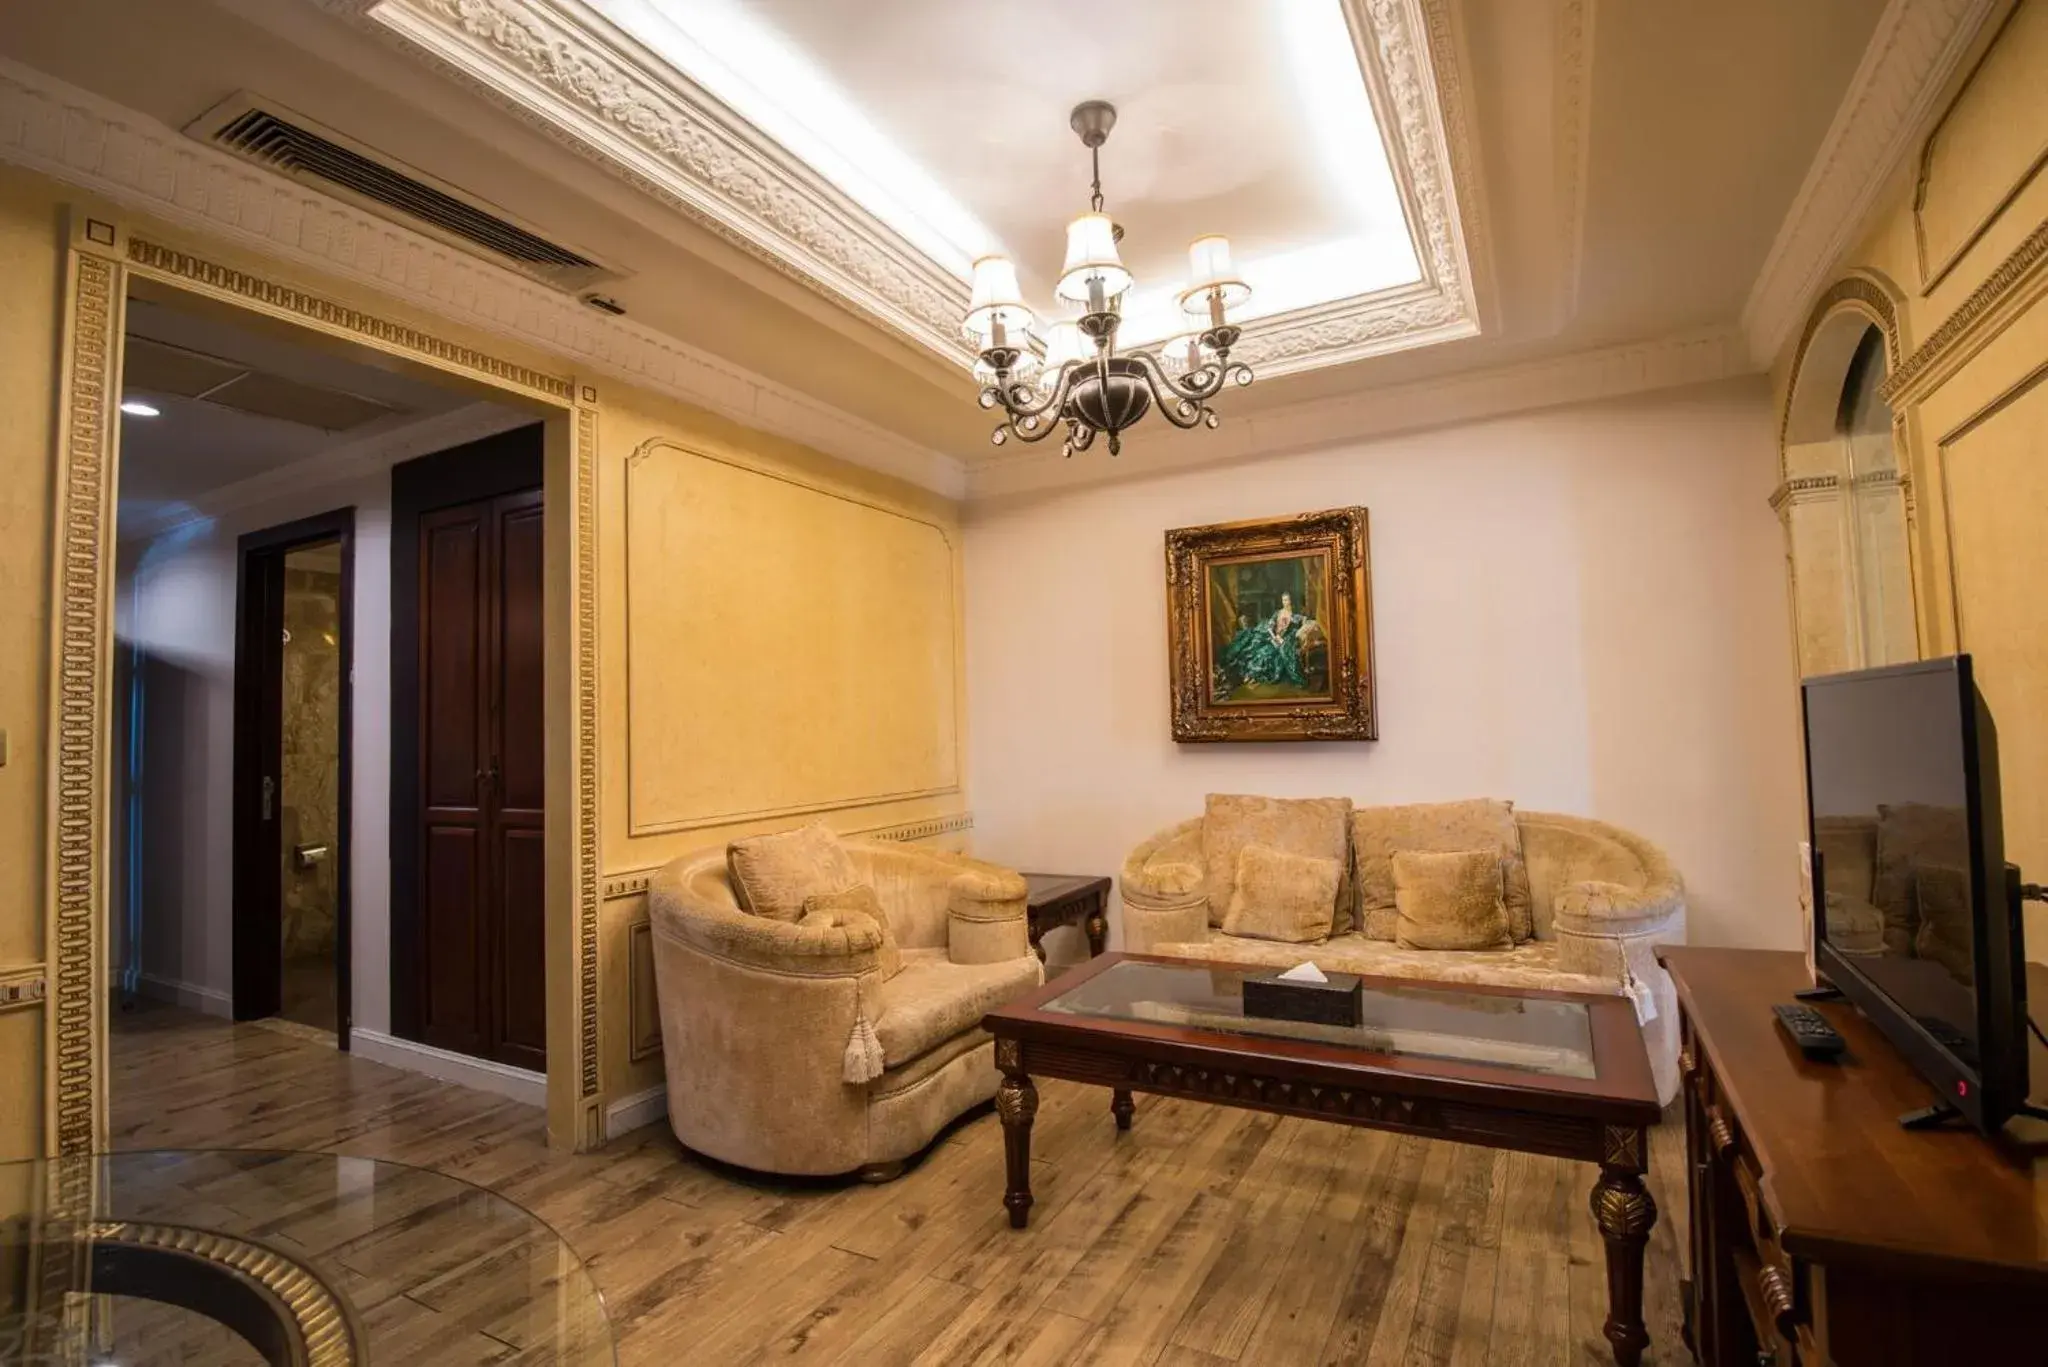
left=1128, top=350, right=1218, bottom=430
left=985, top=362, right=1076, bottom=425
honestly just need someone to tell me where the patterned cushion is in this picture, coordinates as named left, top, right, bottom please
left=1353, top=800, right=1532, bottom=942
left=1392, top=849, right=1512, bottom=951
left=1220, top=843, right=1342, bottom=944
left=1202, top=794, right=1354, bottom=932
left=727, top=821, right=858, bottom=923
left=802, top=884, right=903, bottom=980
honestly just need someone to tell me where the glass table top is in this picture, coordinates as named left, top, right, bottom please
left=0, top=1148, right=614, bottom=1365
left=1039, top=959, right=1599, bottom=1080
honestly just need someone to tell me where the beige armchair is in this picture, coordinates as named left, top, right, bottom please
left=1122, top=806, right=1688, bottom=1104
left=648, top=839, right=1043, bottom=1180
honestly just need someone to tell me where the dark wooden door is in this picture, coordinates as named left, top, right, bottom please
left=415, top=487, right=546, bottom=1070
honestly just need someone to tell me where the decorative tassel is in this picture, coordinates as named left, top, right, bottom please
left=843, top=1013, right=886, bottom=1084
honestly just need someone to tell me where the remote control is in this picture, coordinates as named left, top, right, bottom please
left=1773, top=1002, right=1846, bottom=1058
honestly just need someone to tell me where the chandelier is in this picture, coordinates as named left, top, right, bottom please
left=963, top=101, right=1255, bottom=457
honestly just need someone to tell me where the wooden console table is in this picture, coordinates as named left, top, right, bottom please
left=1660, top=947, right=2048, bottom=1365
left=1022, top=873, right=1111, bottom=962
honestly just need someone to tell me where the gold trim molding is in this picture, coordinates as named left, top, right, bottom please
left=47, top=243, right=120, bottom=1157
left=45, top=226, right=602, bottom=1152
left=127, top=239, right=574, bottom=401
left=598, top=811, right=976, bottom=900
left=1883, top=213, right=2048, bottom=406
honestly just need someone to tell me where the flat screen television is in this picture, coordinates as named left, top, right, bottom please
left=1801, top=654, right=2030, bottom=1133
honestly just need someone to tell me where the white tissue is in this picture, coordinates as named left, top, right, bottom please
left=1276, top=961, right=1328, bottom=984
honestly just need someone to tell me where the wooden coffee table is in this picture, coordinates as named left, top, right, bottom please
left=982, top=952, right=1664, bottom=1366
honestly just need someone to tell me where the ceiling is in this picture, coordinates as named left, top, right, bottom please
left=116, top=292, right=481, bottom=525
left=2, top=0, right=1895, bottom=483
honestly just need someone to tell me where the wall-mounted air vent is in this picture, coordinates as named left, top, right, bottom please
left=189, top=94, right=623, bottom=294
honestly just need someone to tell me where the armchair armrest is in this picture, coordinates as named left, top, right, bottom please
left=650, top=860, right=887, bottom=979
left=945, top=859, right=1030, bottom=965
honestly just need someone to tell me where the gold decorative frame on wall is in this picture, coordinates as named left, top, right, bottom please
left=1165, top=507, right=1377, bottom=743
left=44, top=216, right=606, bottom=1154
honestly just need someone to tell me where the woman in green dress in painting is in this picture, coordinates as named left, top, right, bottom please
left=1217, top=592, right=1312, bottom=693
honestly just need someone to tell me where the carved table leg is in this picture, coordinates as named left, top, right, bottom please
left=995, top=1042, right=1038, bottom=1229
left=1110, top=1088, right=1134, bottom=1131
left=1084, top=903, right=1108, bottom=957
left=1027, top=917, right=1047, bottom=964
left=1590, top=1125, right=1657, bottom=1367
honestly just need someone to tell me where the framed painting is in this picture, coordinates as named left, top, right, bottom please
left=1165, top=507, right=1376, bottom=742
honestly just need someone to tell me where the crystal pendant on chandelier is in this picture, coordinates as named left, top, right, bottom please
left=962, top=100, right=1255, bottom=458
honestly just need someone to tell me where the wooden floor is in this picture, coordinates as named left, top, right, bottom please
left=110, top=1002, right=1692, bottom=1365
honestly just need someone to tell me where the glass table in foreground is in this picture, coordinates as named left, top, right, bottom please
left=0, top=1148, right=615, bottom=1366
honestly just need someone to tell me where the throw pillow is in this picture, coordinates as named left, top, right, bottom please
left=1873, top=803, right=1968, bottom=955
left=1392, top=848, right=1512, bottom=952
left=1202, top=795, right=1353, bottom=932
left=1910, top=862, right=1974, bottom=986
left=1220, top=843, right=1342, bottom=944
left=1353, top=800, right=1532, bottom=942
left=727, top=821, right=859, bottom=923
left=801, top=884, right=903, bottom=980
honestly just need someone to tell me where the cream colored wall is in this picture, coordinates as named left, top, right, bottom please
left=593, top=385, right=966, bottom=1103
left=0, top=166, right=62, bottom=1159
left=1779, top=0, right=2048, bottom=962
left=964, top=380, right=1807, bottom=953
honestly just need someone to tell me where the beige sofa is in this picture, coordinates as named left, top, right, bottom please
left=649, top=840, right=1043, bottom=1179
left=1121, top=805, right=1686, bottom=1103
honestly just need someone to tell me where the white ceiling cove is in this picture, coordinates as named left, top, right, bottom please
left=364, top=0, right=1484, bottom=376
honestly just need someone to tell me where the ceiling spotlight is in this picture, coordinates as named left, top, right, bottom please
left=120, top=399, right=161, bottom=418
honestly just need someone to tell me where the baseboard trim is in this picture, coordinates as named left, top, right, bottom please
left=349, top=1029, right=546, bottom=1108
left=604, top=1084, right=668, bottom=1141
left=133, top=972, right=232, bottom=1019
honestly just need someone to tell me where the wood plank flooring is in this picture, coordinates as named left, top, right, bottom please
left=108, top=1002, right=1692, bottom=1364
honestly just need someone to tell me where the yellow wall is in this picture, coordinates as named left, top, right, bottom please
left=1777, top=0, right=2048, bottom=957
left=593, top=385, right=964, bottom=1102
left=0, top=166, right=64, bottom=1159
left=0, top=159, right=966, bottom=1149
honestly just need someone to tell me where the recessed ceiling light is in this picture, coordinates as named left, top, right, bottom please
left=120, top=399, right=161, bottom=418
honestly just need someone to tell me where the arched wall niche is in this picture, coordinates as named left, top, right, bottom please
left=1774, top=271, right=1920, bottom=676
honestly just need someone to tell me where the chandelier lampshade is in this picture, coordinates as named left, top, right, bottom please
left=964, top=255, right=1034, bottom=345
left=1055, top=213, right=1132, bottom=306
left=1179, top=235, right=1251, bottom=317
left=963, top=101, right=1254, bottom=458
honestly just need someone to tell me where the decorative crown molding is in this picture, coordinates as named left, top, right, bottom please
left=0, top=55, right=969, bottom=500
left=1881, top=210, right=2048, bottom=405
left=1740, top=0, right=1998, bottom=368
left=351, top=0, right=1485, bottom=382
left=968, top=326, right=1756, bottom=502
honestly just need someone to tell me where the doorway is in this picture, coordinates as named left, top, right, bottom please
left=232, top=510, right=354, bottom=1046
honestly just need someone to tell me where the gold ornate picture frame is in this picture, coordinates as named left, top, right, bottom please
left=1165, top=507, right=1377, bottom=743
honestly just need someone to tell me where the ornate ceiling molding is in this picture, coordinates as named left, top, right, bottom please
left=1739, top=0, right=1997, bottom=368
left=350, top=0, right=1484, bottom=380
left=1553, top=0, right=1596, bottom=322
left=967, top=326, right=1753, bottom=502
left=0, top=55, right=967, bottom=498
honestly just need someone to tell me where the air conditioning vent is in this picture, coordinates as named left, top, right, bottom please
left=190, top=95, right=620, bottom=293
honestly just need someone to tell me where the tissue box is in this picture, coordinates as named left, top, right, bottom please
left=1243, top=969, right=1364, bottom=1028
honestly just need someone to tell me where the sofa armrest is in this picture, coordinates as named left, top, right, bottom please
left=946, top=862, right=1029, bottom=965
left=1550, top=879, right=1684, bottom=938
left=1122, top=817, right=1207, bottom=907
left=650, top=865, right=886, bottom=980
left=1120, top=898, right=1211, bottom=954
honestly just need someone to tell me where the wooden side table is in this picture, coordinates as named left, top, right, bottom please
left=1021, top=874, right=1112, bottom=963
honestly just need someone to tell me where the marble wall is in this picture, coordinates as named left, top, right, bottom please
left=279, top=549, right=342, bottom=973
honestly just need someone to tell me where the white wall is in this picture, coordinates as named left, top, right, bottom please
left=963, top=378, right=1807, bottom=951
left=117, top=473, right=396, bottom=1031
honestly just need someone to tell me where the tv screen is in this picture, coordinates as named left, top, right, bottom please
left=1802, top=655, right=2026, bottom=1131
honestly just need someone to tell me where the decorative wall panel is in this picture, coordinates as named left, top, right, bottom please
left=622, top=442, right=960, bottom=834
